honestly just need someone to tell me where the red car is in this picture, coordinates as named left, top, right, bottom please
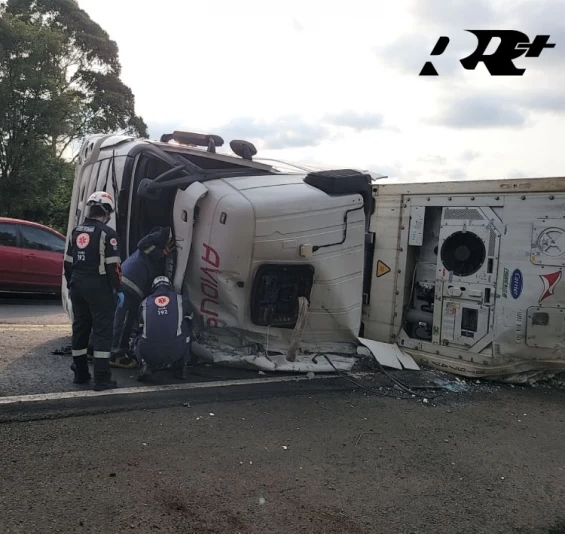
left=0, top=217, right=66, bottom=294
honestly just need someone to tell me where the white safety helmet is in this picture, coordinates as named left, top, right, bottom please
left=152, top=276, right=172, bottom=292
left=86, top=191, right=115, bottom=214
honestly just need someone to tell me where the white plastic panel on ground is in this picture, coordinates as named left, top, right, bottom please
left=358, top=337, right=420, bottom=371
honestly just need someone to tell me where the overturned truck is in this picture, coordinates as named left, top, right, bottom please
left=63, top=131, right=565, bottom=382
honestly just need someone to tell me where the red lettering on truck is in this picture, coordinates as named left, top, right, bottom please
left=202, top=243, right=220, bottom=268
left=200, top=243, right=220, bottom=328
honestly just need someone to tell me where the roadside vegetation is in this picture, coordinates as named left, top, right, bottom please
left=0, top=0, right=146, bottom=232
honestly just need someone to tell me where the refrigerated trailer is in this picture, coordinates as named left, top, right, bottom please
left=365, top=176, right=565, bottom=382
left=63, top=131, right=565, bottom=382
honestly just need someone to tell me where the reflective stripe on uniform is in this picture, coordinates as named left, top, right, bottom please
left=64, top=254, right=74, bottom=263
left=122, top=276, right=144, bottom=298
left=186, top=336, right=190, bottom=344
left=72, top=348, right=88, bottom=356
left=176, top=294, right=183, bottom=337
left=105, top=256, right=120, bottom=265
left=143, top=246, right=156, bottom=255
left=141, top=300, right=148, bottom=339
left=93, top=350, right=111, bottom=359
left=99, top=231, right=107, bottom=275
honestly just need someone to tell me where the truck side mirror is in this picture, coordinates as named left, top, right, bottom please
left=230, top=140, right=257, bottom=161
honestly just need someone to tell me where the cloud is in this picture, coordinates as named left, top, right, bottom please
left=147, top=120, right=185, bottom=141
left=214, top=115, right=332, bottom=150
left=365, top=162, right=405, bottom=178
left=410, top=0, right=496, bottom=28
left=209, top=110, right=387, bottom=150
left=506, top=169, right=530, bottom=179
left=291, top=17, right=304, bottom=32
left=444, top=168, right=468, bottom=180
left=519, top=91, right=565, bottom=113
left=381, top=0, right=562, bottom=79
left=460, top=150, right=480, bottom=161
left=323, top=110, right=384, bottom=131
left=432, top=93, right=528, bottom=129
left=507, top=1, right=565, bottom=68
left=375, top=0, right=497, bottom=78
left=431, top=86, right=565, bottom=130
left=418, top=154, right=447, bottom=165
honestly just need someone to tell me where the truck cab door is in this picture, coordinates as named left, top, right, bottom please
left=171, top=182, right=209, bottom=293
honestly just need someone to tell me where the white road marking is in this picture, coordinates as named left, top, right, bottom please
left=0, top=374, right=344, bottom=406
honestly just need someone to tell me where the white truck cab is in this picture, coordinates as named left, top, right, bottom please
left=64, top=131, right=380, bottom=373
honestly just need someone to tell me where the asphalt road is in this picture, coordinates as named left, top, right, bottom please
left=0, top=294, right=66, bottom=324
left=2, top=296, right=565, bottom=533
left=2, top=387, right=565, bottom=534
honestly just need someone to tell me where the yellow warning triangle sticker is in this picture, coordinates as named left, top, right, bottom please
left=376, top=260, right=391, bottom=278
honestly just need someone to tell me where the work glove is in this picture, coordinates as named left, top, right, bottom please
left=116, top=292, right=125, bottom=307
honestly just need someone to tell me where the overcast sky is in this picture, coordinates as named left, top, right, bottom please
left=78, top=0, right=563, bottom=181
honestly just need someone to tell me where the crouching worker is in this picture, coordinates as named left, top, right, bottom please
left=134, top=276, right=195, bottom=382
left=110, top=227, right=176, bottom=369
left=64, top=191, right=122, bottom=391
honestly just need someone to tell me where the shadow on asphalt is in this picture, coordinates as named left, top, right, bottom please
left=0, top=293, right=62, bottom=306
left=0, top=333, right=312, bottom=397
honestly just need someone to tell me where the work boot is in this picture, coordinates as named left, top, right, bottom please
left=173, top=361, right=189, bottom=381
left=137, top=361, right=152, bottom=382
left=71, top=356, right=91, bottom=384
left=93, top=358, right=118, bottom=391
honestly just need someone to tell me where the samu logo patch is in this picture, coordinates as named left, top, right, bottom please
left=76, top=233, right=90, bottom=249
left=155, top=296, right=170, bottom=307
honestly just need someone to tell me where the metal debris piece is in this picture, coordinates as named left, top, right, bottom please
left=51, top=344, right=72, bottom=356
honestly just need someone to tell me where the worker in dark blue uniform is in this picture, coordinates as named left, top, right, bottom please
left=110, top=227, right=176, bottom=368
left=134, top=276, right=195, bottom=381
left=64, top=191, right=123, bottom=391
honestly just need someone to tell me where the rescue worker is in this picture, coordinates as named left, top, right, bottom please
left=134, top=276, right=195, bottom=381
left=110, top=227, right=176, bottom=368
left=64, top=191, right=123, bottom=391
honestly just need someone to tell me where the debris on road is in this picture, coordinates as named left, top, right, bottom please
left=356, top=432, right=375, bottom=446
left=51, top=344, right=71, bottom=356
